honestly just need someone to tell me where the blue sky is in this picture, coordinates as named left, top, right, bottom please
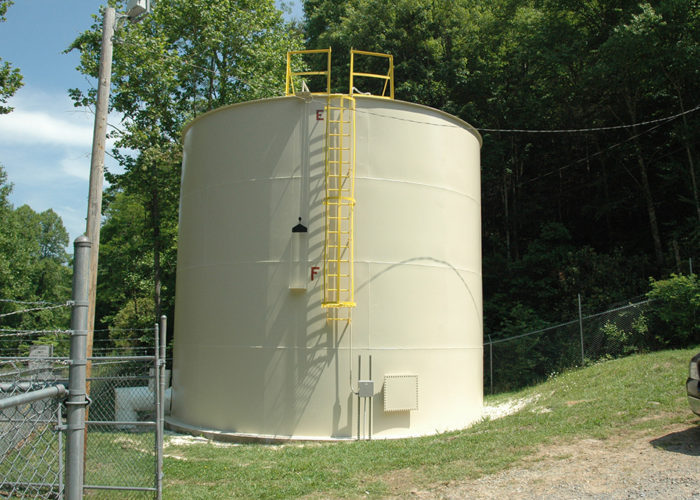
left=0, top=0, right=302, bottom=248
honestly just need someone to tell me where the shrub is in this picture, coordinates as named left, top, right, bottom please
left=645, top=274, right=699, bottom=348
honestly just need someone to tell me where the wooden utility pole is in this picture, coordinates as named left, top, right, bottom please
left=85, top=6, right=115, bottom=362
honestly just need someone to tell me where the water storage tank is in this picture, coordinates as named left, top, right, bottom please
left=170, top=91, right=483, bottom=440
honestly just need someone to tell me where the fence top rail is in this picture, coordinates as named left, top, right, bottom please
left=0, top=384, right=66, bottom=410
left=580, top=299, right=651, bottom=322
left=484, top=298, right=652, bottom=346
left=487, top=319, right=580, bottom=345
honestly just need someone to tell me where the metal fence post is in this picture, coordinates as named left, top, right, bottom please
left=157, top=315, right=167, bottom=499
left=578, top=294, right=585, bottom=364
left=488, top=334, right=493, bottom=395
left=66, top=235, right=91, bottom=500
left=153, top=321, right=161, bottom=499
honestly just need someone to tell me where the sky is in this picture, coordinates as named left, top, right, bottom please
left=0, top=0, right=302, bottom=249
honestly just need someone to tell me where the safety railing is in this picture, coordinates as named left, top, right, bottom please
left=349, top=49, right=394, bottom=99
left=285, top=48, right=332, bottom=95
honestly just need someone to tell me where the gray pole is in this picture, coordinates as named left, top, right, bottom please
left=578, top=294, right=585, bottom=364
left=157, top=315, right=167, bottom=499
left=85, top=6, right=116, bottom=371
left=488, top=334, right=493, bottom=395
left=66, top=235, right=91, bottom=500
left=0, top=385, right=67, bottom=410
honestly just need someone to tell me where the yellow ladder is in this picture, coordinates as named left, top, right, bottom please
left=323, top=95, right=356, bottom=320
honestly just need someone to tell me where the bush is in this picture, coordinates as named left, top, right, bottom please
left=645, top=274, right=699, bottom=348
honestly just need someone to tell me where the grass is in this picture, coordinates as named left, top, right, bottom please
left=161, top=347, right=698, bottom=498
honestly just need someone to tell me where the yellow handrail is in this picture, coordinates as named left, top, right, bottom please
left=285, top=48, right=332, bottom=95
left=349, top=49, right=394, bottom=99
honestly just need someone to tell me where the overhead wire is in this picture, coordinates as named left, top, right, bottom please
left=518, top=119, right=671, bottom=187
left=476, top=103, right=700, bottom=133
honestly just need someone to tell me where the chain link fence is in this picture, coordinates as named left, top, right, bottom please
left=484, top=299, right=651, bottom=394
left=0, top=355, right=69, bottom=499
left=0, top=293, right=166, bottom=499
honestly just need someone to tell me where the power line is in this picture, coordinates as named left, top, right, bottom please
left=478, top=103, right=700, bottom=133
left=518, top=120, right=670, bottom=187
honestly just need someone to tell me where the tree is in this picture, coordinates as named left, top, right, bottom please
left=0, top=166, right=71, bottom=352
left=68, top=0, right=304, bottom=333
left=0, top=0, right=23, bottom=113
left=304, top=0, right=698, bottom=340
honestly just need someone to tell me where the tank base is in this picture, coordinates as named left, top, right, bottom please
left=165, top=416, right=357, bottom=444
left=164, top=415, right=473, bottom=444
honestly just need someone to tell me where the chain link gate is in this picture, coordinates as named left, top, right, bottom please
left=83, top=348, right=164, bottom=498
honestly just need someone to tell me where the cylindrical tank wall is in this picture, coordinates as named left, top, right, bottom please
left=171, top=95, right=483, bottom=439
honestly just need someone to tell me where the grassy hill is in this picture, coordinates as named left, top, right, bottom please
left=163, top=347, right=699, bottom=499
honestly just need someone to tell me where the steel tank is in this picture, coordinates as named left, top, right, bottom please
left=170, top=94, right=483, bottom=440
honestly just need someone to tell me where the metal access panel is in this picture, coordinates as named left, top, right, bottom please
left=383, top=375, right=418, bottom=412
left=358, top=380, right=374, bottom=398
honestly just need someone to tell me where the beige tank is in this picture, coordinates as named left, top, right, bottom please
left=170, top=94, right=483, bottom=440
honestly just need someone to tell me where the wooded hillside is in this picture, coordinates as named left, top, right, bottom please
left=14, top=0, right=699, bottom=344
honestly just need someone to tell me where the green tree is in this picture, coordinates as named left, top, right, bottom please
left=68, top=0, right=304, bottom=335
left=0, top=167, right=71, bottom=352
left=0, top=0, right=23, bottom=113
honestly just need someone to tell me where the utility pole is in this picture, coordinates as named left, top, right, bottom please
left=85, top=5, right=115, bottom=362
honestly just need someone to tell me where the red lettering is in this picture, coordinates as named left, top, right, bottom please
left=311, top=266, right=320, bottom=281
left=316, top=110, right=324, bottom=121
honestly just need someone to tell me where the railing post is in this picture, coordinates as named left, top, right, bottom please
left=66, top=235, right=91, bottom=500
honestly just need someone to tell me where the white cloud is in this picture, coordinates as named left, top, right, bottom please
left=0, top=87, right=122, bottom=149
left=0, top=109, right=93, bottom=147
left=60, top=153, right=92, bottom=181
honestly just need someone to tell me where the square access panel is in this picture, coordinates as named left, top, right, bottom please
left=383, top=374, right=418, bottom=412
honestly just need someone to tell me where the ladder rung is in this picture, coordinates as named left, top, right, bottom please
left=322, top=302, right=357, bottom=308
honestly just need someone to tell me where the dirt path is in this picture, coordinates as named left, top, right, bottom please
left=410, top=423, right=700, bottom=499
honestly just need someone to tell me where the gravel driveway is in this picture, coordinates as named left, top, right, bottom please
left=412, top=423, right=700, bottom=499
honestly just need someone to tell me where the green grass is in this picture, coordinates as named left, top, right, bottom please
left=163, top=347, right=699, bottom=499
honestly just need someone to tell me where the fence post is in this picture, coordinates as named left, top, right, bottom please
left=157, top=315, right=167, bottom=499
left=66, top=235, right=91, bottom=500
left=578, top=294, right=585, bottom=364
left=489, top=335, right=494, bottom=396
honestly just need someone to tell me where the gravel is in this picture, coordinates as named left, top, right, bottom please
left=410, top=423, right=700, bottom=499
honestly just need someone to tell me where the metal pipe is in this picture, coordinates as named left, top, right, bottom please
left=368, top=354, right=374, bottom=440
left=490, top=339, right=494, bottom=395
left=578, top=294, right=585, bottom=364
left=85, top=420, right=155, bottom=427
left=157, top=315, right=167, bottom=500
left=84, top=485, right=157, bottom=492
left=153, top=321, right=161, bottom=498
left=58, top=403, right=64, bottom=498
left=357, top=355, right=361, bottom=440
left=66, top=235, right=91, bottom=500
left=0, top=384, right=66, bottom=410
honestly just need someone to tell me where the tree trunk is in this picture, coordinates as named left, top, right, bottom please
left=666, top=75, right=700, bottom=223
left=633, top=138, right=664, bottom=271
left=623, top=95, right=663, bottom=272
